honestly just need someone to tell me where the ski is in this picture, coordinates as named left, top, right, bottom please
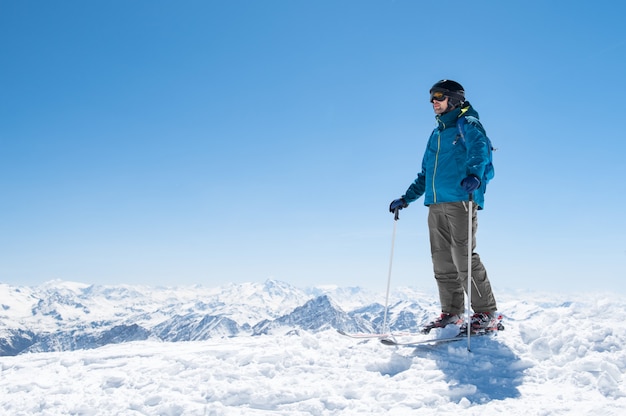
left=380, top=335, right=467, bottom=346
left=380, top=322, right=504, bottom=347
left=341, top=316, right=504, bottom=344
left=336, top=330, right=389, bottom=339
left=337, top=329, right=424, bottom=339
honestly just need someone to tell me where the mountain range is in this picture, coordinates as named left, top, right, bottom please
left=0, top=279, right=440, bottom=356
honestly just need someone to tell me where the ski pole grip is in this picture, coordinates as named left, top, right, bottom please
left=394, top=208, right=400, bottom=221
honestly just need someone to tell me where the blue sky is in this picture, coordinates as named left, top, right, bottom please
left=2, top=0, right=625, bottom=293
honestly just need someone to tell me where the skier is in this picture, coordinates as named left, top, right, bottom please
left=389, top=79, right=498, bottom=334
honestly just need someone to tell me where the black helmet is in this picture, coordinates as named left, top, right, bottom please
left=430, top=79, right=465, bottom=108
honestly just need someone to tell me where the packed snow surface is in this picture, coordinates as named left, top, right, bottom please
left=1, top=287, right=625, bottom=415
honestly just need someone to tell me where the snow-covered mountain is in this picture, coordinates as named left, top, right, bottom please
left=0, top=279, right=439, bottom=356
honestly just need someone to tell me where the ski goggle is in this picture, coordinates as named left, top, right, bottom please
left=430, top=90, right=447, bottom=102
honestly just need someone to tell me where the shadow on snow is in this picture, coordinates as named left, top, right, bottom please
left=419, top=336, right=525, bottom=404
left=377, top=335, right=526, bottom=405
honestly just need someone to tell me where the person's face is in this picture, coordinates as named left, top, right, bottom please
left=432, top=96, right=449, bottom=115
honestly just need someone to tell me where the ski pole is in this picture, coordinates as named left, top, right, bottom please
left=382, top=208, right=399, bottom=335
left=466, top=194, right=473, bottom=351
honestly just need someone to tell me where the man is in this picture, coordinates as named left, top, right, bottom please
left=389, top=79, right=498, bottom=334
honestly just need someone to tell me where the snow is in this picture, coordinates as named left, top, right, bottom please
left=1, top=290, right=626, bottom=415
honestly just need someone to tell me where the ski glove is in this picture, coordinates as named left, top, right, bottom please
left=389, top=198, right=408, bottom=213
left=461, top=175, right=481, bottom=193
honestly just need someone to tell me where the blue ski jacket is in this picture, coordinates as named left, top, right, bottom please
left=402, top=102, right=492, bottom=209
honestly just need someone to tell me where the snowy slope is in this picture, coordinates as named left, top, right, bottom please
left=1, top=283, right=625, bottom=414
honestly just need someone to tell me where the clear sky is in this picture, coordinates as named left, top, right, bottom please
left=2, top=0, right=625, bottom=293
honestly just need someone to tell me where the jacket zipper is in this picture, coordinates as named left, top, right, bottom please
left=432, top=130, right=441, bottom=204
left=432, top=120, right=445, bottom=204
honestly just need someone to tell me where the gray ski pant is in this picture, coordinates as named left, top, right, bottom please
left=427, top=201, right=497, bottom=315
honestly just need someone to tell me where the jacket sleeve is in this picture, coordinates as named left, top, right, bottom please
left=402, top=169, right=426, bottom=204
left=402, top=145, right=429, bottom=204
left=464, top=121, right=490, bottom=180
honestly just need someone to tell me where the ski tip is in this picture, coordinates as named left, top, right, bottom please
left=380, top=338, right=397, bottom=346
